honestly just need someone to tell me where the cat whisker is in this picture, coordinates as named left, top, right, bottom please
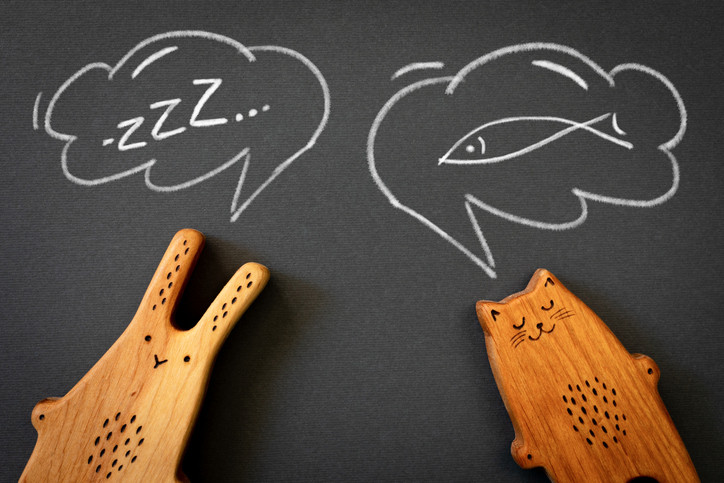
left=550, top=307, right=565, bottom=318
left=513, top=338, right=526, bottom=349
left=554, top=311, right=575, bottom=320
left=510, top=330, right=527, bottom=342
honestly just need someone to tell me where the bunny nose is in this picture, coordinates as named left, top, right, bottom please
left=536, top=322, right=543, bottom=329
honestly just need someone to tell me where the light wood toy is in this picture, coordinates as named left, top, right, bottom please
left=20, top=229, right=269, bottom=482
left=476, top=269, right=698, bottom=483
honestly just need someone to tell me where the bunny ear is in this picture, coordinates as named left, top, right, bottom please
left=136, top=229, right=205, bottom=323
left=193, top=262, right=269, bottom=340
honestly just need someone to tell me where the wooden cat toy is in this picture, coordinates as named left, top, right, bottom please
left=20, top=229, right=269, bottom=482
left=476, top=269, right=698, bottom=483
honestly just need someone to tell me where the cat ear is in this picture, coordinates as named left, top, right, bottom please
left=476, top=300, right=504, bottom=334
left=530, top=268, right=558, bottom=290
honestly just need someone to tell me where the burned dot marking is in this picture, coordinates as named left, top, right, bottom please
left=222, top=303, right=227, bottom=309
left=152, top=304, right=156, bottom=311
left=236, top=285, right=241, bottom=292
left=175, top=265, right=180, bottom=272
left=95, top=436, right=100, bottom=446
left=567, top=408, right=573, bottom=416
left=175, top=254, right=179, bottom=261
left=106, top=432, right=113, bottom=440
left=578, top=416, right=584, bottom=424
left=613, top=436, right=619, bottom=443
left=112, top=459, right=118, bottom=467
left=615, top=424, right=620, bottom=431
left=603, top=441, right=609, bottom=448
left=130, top=415, right=136, bottom=423
left=212, top=325, right=217, bottom=331
left=168, top=282, right=173, bottom=288
left=576, top=385, right=581, bottom=392
left=594, top=406, right=599, bottom=414
left=145, top=335, right=151, bottom=342
left=103, top=419, right=109, bottom=428
left=614, top=414, right=619, bottom=421
left=589, top=429, right=595, bottom=437
left=592, top=388, right=598, bottom=396
left=125, top=438, right=130, bottom=445
left=581, top=394, right=587, bottom=402
left=613, top=400, right=617, bottom=407
left=131, top=456, right=137, bottom=463
left=595, top=377, right=599, bottom=382
left=246, top=273, right=251, bottom=279
left=121, top=424, right=126, bottom=433
left=592, top=418, right=597, bottom=426
left=571, top=398, right=576, bottom=405
left=581, top=407, right=587, bottom=415
left=159, top=289, right=164, bottom=296
left=161, top=298, right=166, bottom=305
left=125, top=450, right=131, bottom=457
left=602, top=426, right=608, bottom=433
left=96, top=465, right=101, bottom=473
left=648, top=368, right=653, bottom=374
left=573, top=425, right=578, bottom=432
left=39, top=414, right=44, bottom=420
left=88, top=455, right=93, bottom=464
left=107, top=471, right=112, bottom=478
left=223, top=311, right=228, bottom=318
left=115, top=412, right=121, bottom=421
left=603, top=396, right=608, bottom=403
left=247, top=281, right=253, bottom=288
left=213, top=315, right=218, bottom=321
left=136, top=426, right=142, bottom=434
left=562, top=395, right=568, bottom=403
left=118, top=465, right=123, bottom=471
left=113, top=445, right=118, bottom=452
left=138, top=438, right=144, bottom=446
left=527, top=454, right=532, bottom=460
left=586, top=438, right=593, bottom=445
left=183, top=240, right=187, bottom=246
left=185, top=247, right=189, bottom=254
left=603, top=383, right=607, bottom=390
left=623, top=430, right=627, bottom=436
left=184, top=355, right=190, bottom=362
left=612, top=388, right=616, bottom=396
left=100, top=449, right=106, bottom=457
left=585, top=380, right=590, bottom=387
left=232, top=297, right=237, bottom=304
left=568, top=384, right=573, bottom=391
left=622, top=414, right=627, bottom=421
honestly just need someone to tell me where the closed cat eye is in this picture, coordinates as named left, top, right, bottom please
left=513, top=317, right=525, bottom=329
left=541, top=300, right=555, bottom=311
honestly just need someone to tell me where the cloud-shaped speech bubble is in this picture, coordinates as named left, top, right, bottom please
left=368, top=43, right=686, bottom=278
left=39, top=30, right=330, bottom=221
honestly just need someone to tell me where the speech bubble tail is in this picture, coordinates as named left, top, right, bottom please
left=230, top=150, right=252, bottom=216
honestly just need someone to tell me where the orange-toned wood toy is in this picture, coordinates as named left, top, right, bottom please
left=476, top=269, right=698, bottom=483
left=20, top=229, right=269, bottom=482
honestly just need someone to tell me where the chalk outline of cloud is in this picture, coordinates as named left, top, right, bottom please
left=367, top=43, right=687, bottom=279
left=42, top=30, right=330, bottom=222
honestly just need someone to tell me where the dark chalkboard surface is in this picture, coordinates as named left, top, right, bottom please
left=2, top=2, right=723, bottom=481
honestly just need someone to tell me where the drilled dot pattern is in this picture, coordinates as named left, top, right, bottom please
left=563, top=378, right=628, bottom=449
left=87, top=413, right=145, bottom=478
left=209, top=271, right=254, bottom=332
left=151, top=238, right=191, bottom=312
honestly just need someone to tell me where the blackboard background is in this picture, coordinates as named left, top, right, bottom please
left=2, top=1, right=723, bottom=481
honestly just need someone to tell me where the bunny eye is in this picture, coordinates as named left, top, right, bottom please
left=513, top=317, right=525, bottom=330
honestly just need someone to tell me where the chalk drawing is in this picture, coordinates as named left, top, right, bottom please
left=391, top=62, right=445, bottom=80
left=39, top=30, right=330, bottom=222
left=368, top=43, right=686, bottom=278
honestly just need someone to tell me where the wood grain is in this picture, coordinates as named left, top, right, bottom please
left=476, top=269, right=698, bottom=483
left=20, top=229, right=269, bottom=482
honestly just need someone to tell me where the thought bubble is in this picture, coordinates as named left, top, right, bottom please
left=39, top=31, right=330, bottom=221
left=368, top=43, right=686, bottom=279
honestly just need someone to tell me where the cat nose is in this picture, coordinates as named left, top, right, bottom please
left=536, top=322, right=543, bottom=329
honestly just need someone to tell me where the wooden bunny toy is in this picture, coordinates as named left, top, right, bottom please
left=20, top=229, right=269, bottom=482
left=476, top=269, right=698, bottom=483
